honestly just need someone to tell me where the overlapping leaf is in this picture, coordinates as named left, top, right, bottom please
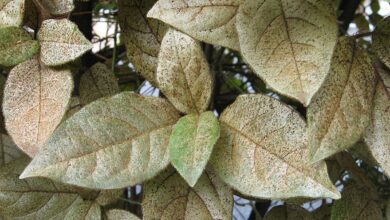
left=64, top=200, right=101, bottom=220
left=3, top=57, right=73, bottom=157
left=106, top=209, right=140, bottom=220
left=38, top=19, right=93, bottom=66
left=264, top=205, right=312, bottom=220
left=236, top=0, right=338, bottom=105
left=0, top=26, right=39, bottom=67
left=118, top=0, right=167, bottom=86
left=79, top=63, right=119, bottom=106
left=147, top=0, right=241, bottom=51
left=0, top=0, right=25, bottom=28
left=40, top=0, right=74, bottom=15
left=20, top=92, right=180, bottom=189
left=143, top=167, right=233, bottom=219
left=95, top=189, right=123, bottom=206
left=307, top=37, right=376, bottom=163
left=170, top=112, right=220, bottom=187
left=373, top=16, right=390, bottom=68
left=0, top=134, right=24, bottom=165
left=210, top=94, right=340, bottom=199
left=157, top=29, right=213, bottom=114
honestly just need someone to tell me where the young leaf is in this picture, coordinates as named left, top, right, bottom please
left=40, top=0, right=74, bottom=15
left=96, top=189, right=123, bottom=206
left=170, top=112, right=220, bottom=187
left=20, top=92, right=180, bottom=189
left=264, top=205, right=312, bottom=220
left=0, top=0, right=25, bottom=28
left=236, top=0, right=338, bottom=105
left=307, top=37, right=376, bottom=163
left=3, top=57, right=73, bottom=157
left=79, top=63, right=119, bottom=106
left=157, top=29, right=213, bottom=114
left=64, top=200, right=101, bottom=220
left=0, top=26, right=39, bottom=67
left=0, top=134, right=25, bottom=165
left=210, top=94, right=340, bottom=200
left=143, top=167, right=233, bottom=219
left=118, top=0, right=168, bottom=86
left=106, top=209, right=140, bottom=220
left=373, top=16, right=390, bottom=68
left=38, top=19, right=93, bottom=66
left=0, top=157, right=86, bottom=219
left=147, top=0, right=241, bottom=51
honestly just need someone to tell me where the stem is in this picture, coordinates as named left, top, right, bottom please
left=354, top=31, right=374, bottom=38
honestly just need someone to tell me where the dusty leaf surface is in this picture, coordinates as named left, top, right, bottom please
left=210, top=94, right=340, bottom=199
left=157, top=29, right=213, bottom=114
left=0, top=0, right=24, bottom=28
left=307, top=37, right=376, bottom=163
left=63, top=200, right=101, bottom=220
left=236, top=0, right=338, bottom=105
left=40, top=0, right=74, bottom=15
left=106, top=209, right=140, bottom=220
left=20, top=92, right=180, bottom=189
left=3, top=57, right=73, bottom=157
left=373, top=16, right=390, bottom=68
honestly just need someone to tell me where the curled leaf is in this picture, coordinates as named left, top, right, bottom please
left=38, top=19, right=93, bottom=66
left=307, top=37, right=376, bottom=163
left=0, top=134, right=25, bottom=165
left=157, top=29, right=213, bottom=114
left=147, top=0, right=241, bottom=51
left=20, top=92, right=180, bottom=189
left=236, top=0, right=338, bottom=105
left=106, top=209, right=140, bottom=220
left=40, top=0, right=74, bottom=15
left=373, top=16, right=390, bottom=68
left=3, top=57, right=73, bottom=157
left=143, top=167, right=233, bottom=219
left=0, top=26, right=39, bottom=67
left=0, top=0, right=25, bottom=28
left=210, top=94, right=340, bottom=199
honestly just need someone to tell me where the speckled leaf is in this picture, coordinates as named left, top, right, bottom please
left=96, top=189, right=123, bottom=206
left=0, top=157, right=86, bottom=219
left=118, top=0, right=167, bottom=86
left=0, top=0, right=25, bottom=28
left=0, top=134, right=25, bottom=165
left=264, top=205, right=312, bottom=220
left=38, top=19, right=93, bottom=66
left=170, top=112, right=220, bottom=187
left=210, top=94, right=340, bottom=199
left=147, top=0, right=241, bottom=51
left=331, top=184, right=383, bottom=220
left=106, top=209, right=140, bottom=220
left=373, top=16, right=390, bottom=68
left=40, top=0, right=74, bottom=15
left=64, top=200, right=101, bottom=220
left=3, top=57, right=73, bottom=157
left=143, top=167, right=233, bottom=220
left=79, top=63, right=119, bottom=106
left=20, top=92, right=180, bottom=189
left=0, top=26, right=39, bottom=67
left=236, top=0, right=338, bottom=105
left=157, top=29, right=213, bottom=114
left=307, top=37, right=376, bottom=163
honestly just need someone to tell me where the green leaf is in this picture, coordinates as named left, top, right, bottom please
left=147, top=0, right=241, bottom=51
left=143, top=167, right=233, bottom=219
left=20, top=92, right=180, bottom=189
left=236, top=0, right=338, bottom=106
left=210, top=94, right=340, bottom=200
left=79, top=63, right=119, bottom=106
left=0, top=134, right=25, bottom=166
left=0, top=0, right=25, bottom=28
left=106, top=209, right=140, bottom=220
left=38, top=19, right=93, bottom=66
left=307, top=37, right=376, bottom=163
left=157, top=29, right=214, bottom=114
left=170, top=112, right=220, bottom=187
left=373, top=16, right=390, bottom=68
left=64, top=200, right=101, bottom=220
left=0, top=27, right=39, bottom=67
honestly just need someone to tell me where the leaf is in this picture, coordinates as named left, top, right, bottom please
left=0, top=157, right=86, bottom=219
left=64, top=200, right=101, bottom=220
left=0, top=0, right=25, bottom=28
left=209, top=94, right=340, bottom=199
left=38, top=19, right=93, bottom=66
left=373, top=16, right=390, bottom=68
left=40, top=0, right=74, bottom=15
left=264, top=205, right=312, bottom=220
left=0, top=26, right=39, bottom=67
left=96, top=189, right=123, bottom=206
left=157, top=29, right=213, bottom=114
left=236, top=0, right=338, bottom=105
left=0, top=134, right=25, bottom=165
left=3, top=57, right=73, bottom=157
left=65, top=97, right=82, bottom=119
left=170, top=111, right=220, bottom=187
left=118, top=0, right=168, bottom=86
left=307, top=37, right=376, bottom=163
left=106, top=209, right=140, bottom=220
left=331, top=184, right=383, bottom=220
left=0, top=75, right=6, bottom=133
left=20, top=92, right=180, bottom=189
left=147, top=0, right=241, bottom=51
left=79, top=63, right=119, bottom=106
left=143, top=167, right=233, bottom=220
